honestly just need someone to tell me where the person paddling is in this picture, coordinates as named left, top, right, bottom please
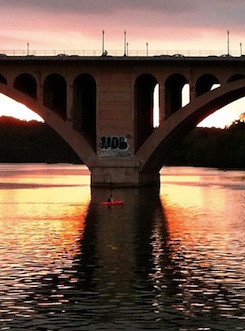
left=107, top=194, right=113, bottom=202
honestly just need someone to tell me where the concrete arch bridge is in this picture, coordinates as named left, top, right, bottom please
left=0, top=55, right=245, bottom=187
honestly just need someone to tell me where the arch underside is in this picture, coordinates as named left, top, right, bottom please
left=135, top=74, right=157, bottom=151
left=137, top=78, right=245, bottom=174
left=0, top=83, right=96, bottom=169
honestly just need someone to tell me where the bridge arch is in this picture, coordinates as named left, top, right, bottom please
left=135, top=74, right=158, bottom=150
left=0, top=83, right=97, bottom=169
left=43, top=74, right=67, bottom=119
left=196, top=74, right=219, bottom=97
left=73, top=74, right=96, bottom=148
left=137, top=78, right=245, bottom=175
left=14, top=73, right=37, bottom=99
left=165, top=74, right=188, bottom=117
left=0, top=75, right=7, bottom=84
left=227, top=74, right=245, bottom=83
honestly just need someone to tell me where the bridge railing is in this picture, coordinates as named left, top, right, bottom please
left=0, top=49, right=243, bottom=57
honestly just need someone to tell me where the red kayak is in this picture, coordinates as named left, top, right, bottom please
left=100, top=200, right=124, bottom=206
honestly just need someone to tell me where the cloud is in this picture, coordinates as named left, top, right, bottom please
left=0, top=0, right=245, bottom=53
left=2, top=0, right=244, bottom=33
left=1, top=1, right=245, bottom=29
left=1, top=0, right=194, bottom=15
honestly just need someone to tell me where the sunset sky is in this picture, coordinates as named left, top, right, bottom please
left=1, top=0, right=245, bottom=127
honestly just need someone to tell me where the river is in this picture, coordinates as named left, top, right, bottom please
left=0, top=164, right=244, bottom=330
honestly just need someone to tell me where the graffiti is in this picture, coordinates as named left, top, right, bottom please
left=99, top=136, right=129, bottom=150
left=98, top=135, right=131, bottom=158
left=99, top=150, right=132, bottom=158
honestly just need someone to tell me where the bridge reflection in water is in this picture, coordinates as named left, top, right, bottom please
left=0, top=164, right=244, bottom=330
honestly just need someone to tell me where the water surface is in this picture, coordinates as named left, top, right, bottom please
left=0, top=164, right=244, bottom=330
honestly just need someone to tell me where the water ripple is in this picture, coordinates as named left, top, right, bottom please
left=0, top=165, right=245, bottom=330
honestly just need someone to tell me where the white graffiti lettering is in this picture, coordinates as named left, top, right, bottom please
left=99, top=150, right=132, bottom=158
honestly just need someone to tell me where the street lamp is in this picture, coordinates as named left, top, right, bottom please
left=227, top=30, right=230, bottom=55
left=102, top=30, right=105, bottom=55
left=124, top=31, right=127, bottom=56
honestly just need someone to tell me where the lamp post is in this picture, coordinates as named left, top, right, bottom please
left=102, top=30, right=105, bottom=55
left=227, top=30, right=230, bottom=55
left=124, top=31, right=127, bottom=56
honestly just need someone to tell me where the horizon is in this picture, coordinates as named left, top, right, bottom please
left=0, top=112, right=242, bottom=129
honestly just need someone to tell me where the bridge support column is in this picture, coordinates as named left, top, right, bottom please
left=90, top=161, right=160, bottom=187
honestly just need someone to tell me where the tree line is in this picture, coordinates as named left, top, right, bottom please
left=0, top=116, right=81, bottom=164
left=165, top=121, right=245, bottom=169
left=0, top=116, right=245, bottom=169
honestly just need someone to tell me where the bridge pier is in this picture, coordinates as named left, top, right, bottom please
left=90, top=161, right=160, bottom=187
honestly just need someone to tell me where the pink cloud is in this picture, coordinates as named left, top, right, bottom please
left=0, top=1, right=244, bottom=53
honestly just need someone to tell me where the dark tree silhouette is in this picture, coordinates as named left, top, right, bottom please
left=0, top=116, right=81, bottom=164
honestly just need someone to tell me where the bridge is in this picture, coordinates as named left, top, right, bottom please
left=1, top=54, right=245, bottom=187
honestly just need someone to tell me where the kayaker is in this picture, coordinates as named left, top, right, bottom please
left=107, top=194, right=113, bottom=202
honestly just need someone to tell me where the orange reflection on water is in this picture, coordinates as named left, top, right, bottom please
left=160, top=169, right=229, bottom=240
left=0, top=198, right=90, bottom=315
left=1, top=200, right=89, bottom=267
left=159, top=170, right=236, bottom=284
left=0, top=164, right=92, bottom=317
left=159, top=169, right=243, bottom=284
left=151, top=170, right=245, bottom=318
